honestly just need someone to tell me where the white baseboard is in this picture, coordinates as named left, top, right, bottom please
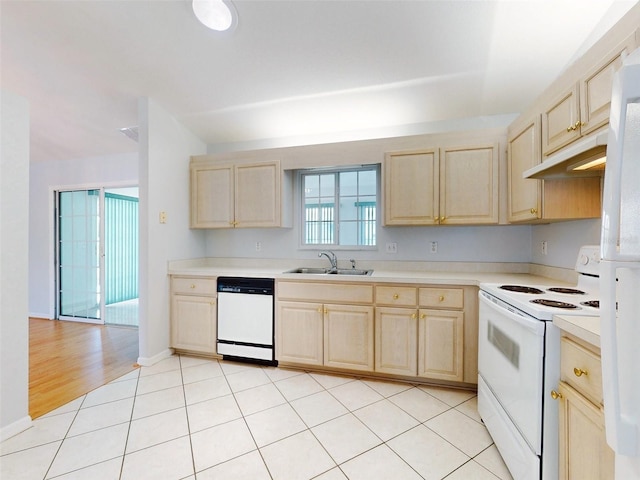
left=1, top=415, right=32, bottom=442
left=29, top=313, right=53, bottom=320
left=137, top=348, right=174, bottom=367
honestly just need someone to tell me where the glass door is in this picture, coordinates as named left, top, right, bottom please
left=56, top=189, right=104, bottom=323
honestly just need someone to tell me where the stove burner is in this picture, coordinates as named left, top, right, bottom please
left=581, top=300, right=599, bottom=309
left=530, top=299, right=580, bottom=309
left=547, top=287, right=586, bottom=295
left=500, top=285, right=544, bottom=294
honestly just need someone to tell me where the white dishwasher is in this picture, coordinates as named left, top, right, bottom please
left=216, top=277, right=276, bottom=365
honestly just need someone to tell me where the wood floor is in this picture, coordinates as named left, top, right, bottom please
left=29, top=318, right=139, bottom=419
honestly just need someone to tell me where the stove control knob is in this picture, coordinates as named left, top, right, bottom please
left=579, top=254, right=589, bottom=265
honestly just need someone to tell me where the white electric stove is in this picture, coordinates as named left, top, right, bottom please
left=478, top=245, right=601, bottom=480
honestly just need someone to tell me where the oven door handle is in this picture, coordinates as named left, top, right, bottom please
left=479, top=291, right=545, bottom=335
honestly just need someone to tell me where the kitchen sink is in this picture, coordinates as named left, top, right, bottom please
left=328, top=268, right=373, bottom=276
left=284, top=267, right=331, bottom=274
left=284, top=267, right=373, bottom=276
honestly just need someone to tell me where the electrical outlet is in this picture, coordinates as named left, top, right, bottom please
left=541, top=241, right=548, bottom=255
left=159, top=211, right=167, bottom=224
left=386, top=242, right=397, bottom=253
left=255, top=241, right=262, bottom=252
left=430, top=241, right=438, bottom=254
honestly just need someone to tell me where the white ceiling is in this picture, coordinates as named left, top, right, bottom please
left=1, top=0, right=637, bottom=163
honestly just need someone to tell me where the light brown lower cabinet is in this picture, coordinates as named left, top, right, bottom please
left=324, top=303, right=375, bottom=371
left=417, top=308, right=464, bottom=382
left=555, top=334, right=614, bottom=480
left=276, top=280, right=473, bottom=384
left=276, top=298, right=374, bottom=371
left=170, top=276, right=217, bottom=355
left=276, top=301, right=324, bottom=366
left=171, top=294, right=217, bottom=354
left=374, top=307, right=418, bottom=376
left=558, top=381, right=614, bottom=480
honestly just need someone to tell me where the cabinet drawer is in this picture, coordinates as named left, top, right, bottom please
left=277, top=281, right=373, bottom=304
left=561, top=337, right=603, bottom=405
left=171, top=276, right=217, bottom=296
left=419, top=287, right=463, bottom=309
left=375, top=286, right=417, bottom=307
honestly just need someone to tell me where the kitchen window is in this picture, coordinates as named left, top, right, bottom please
left=301, top=166, right=378, bottom=247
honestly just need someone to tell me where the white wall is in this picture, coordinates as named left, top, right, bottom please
left=1, top=91, right=31, bottom=440
left=206, top=224, right=533, bottom=264
left=206, top=215, right=601, bottom=270
left=531, top=218, right=602, bottom=268
left=28, top=153, right=138, bottom=318
left=137, top=98, right=206, bottom=365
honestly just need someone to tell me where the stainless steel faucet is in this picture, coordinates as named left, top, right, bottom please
left=318, top=250, right=338, bottom=271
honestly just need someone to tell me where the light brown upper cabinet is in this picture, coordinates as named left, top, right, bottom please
left=383, top=149, right=439, bottom=225
left=384, top=143, right=499, bottom=226
left=508, top=117, right=542, bottom=222
left=191, top=160, right=287, bottom=228
left=541, top=32, right=637, bottom=156
left=508, top=115, right=602, bottom=223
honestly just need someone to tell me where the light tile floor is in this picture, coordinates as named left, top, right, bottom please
left=1, top=355, right=514, bottom=480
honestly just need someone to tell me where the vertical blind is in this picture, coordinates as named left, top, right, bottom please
left=104, top=193, right=138, bottom=305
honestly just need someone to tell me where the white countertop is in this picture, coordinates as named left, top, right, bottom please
left=167, top=257, right=576, bottom=287
left=553, top=315, right=601, bottom=348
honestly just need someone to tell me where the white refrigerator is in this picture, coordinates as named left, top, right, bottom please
left=600, top=45, right=640, bottom=479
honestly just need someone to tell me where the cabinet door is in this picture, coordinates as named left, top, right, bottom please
left=190, top=164, right=234, bottom=228
left=418, top=309, right=463, bottom=382
left=440, top=145, right=499, bottom=225
left=541, top=82, right=581, bottom=155
left=235, top=162, right=280, bottom=228
left=171, top=294, right=217, bottom=354
left=508, top=118, right=542, bottom=222
left=558, top=382, right=614, bottom=480
left=375, top=307, right=417, bottom=376
left=276, top=301, right=324, bottom=366
left=324, top=303, right=374, bottom=371
left=580, top=32, right=637, bottom=137
left=384, top=150, right=438, bottom=225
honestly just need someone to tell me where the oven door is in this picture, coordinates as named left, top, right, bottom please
left=478, top=290, right=545, bottom=454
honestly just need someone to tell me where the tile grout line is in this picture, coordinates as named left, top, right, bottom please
left=178, top=355, right=198, bottom=480
left=118, top=366, right=141, bottom=480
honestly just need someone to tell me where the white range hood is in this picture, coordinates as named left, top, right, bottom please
left=523, top=130, right=608, bottom=179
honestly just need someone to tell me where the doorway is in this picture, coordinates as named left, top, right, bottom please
left=55, top=186, right=139, bottom=326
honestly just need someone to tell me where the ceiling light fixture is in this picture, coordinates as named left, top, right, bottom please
left=192, top=0, right=237, bottom=32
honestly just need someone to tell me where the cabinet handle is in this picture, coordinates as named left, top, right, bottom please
left=420, top=313, right=426, bottom=319
left=530, top=208, right=538, bottom=215
left=324, top=308, right=328, bottom=315
left=550, top=390, right=563, bottom=400
left=317, top=307, right=323, bottom=314
left=434, top=216, right=440, bottom=222
left=573, top=367, right=588, bottom=377
left=210, top=301, right=215, bottom=306
left=411, top=313, right=417, bottom=319
left=439, top=295, right=445, bottom=302
left=566, top=121, right=582, bottom=132
left=190, top=284, right=196, bottom=289
left=393, top=293, right=399, bottom=300
left=440, top=216, right=446, bottom=224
